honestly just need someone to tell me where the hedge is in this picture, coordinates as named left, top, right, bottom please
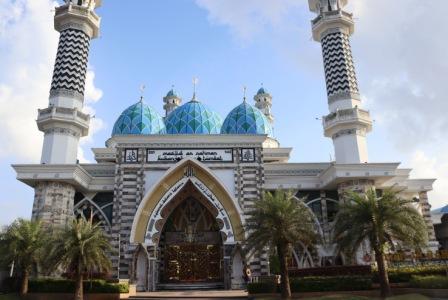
left=289, top=265, right=372, bottom=277
left=28, top=279, right=129, bottom=294
left=410, top=275, right=448, bottom=289
left=247, top=282, right=278, bottom=294
left=290, top=276, right=372, bottom=293
left=247, top=275, right=372, bottom=294
left=372, top=265, right=447, bottom=283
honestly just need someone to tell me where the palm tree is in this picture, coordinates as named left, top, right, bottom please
left=46, top=218, right=112, bottom=300
left=333, top=188, right=428, bottom=298
left=245, top=190, right=318, bottom=299
left=0, top=219, right=47, bottom=295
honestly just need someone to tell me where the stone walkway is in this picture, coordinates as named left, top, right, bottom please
left=130, top=290, right=248, bottom=299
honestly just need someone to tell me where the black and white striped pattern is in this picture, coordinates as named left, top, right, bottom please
left=321, top=31, right=359, bottom=97
left=50, top=28, right=91, bottom=96
left=234, top=147, right=269, bottom=276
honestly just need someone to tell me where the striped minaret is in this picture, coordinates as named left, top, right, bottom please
left=309, top=0, right=372, bottom=164
left=37, top=0, right=101, bottom=164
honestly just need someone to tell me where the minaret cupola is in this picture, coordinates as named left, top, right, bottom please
left=163, top=87, right=182, bottom=117
left=253, top=85, right=274, bottom=124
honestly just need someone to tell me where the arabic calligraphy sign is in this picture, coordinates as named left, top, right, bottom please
left=147, top=148, right=233, bottom=163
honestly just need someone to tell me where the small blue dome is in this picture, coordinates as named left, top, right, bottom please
left=112, top=101, right=166, bottom=135
left=257, top=87, right=268, bottom=95
left=221, top=101, right=273, bottom=137
left=165, top=99, right=222, bottom=134
left=166, top=89, right=178, bottom=98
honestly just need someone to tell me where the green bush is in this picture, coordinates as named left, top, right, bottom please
left=373, top=265, right=446, bottom=283
left=410, top=275, right=448, bottom=289
left=247, top=281, right=278, bottom=294
left=28, top=279, right=129, bottom=293
left=290, top=276, right=372, bottom=293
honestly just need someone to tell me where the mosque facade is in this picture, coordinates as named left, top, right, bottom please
left=13, top=0, right=439, bottom=291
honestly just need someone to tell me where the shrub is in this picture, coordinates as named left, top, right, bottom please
left=290, top=276, right=372, bottom=293
left=247, top=282, right=278, bottom=294
left=289, top=265, right=372, bottom=277
left=410, top=275, right=448, bottom=289
left=372, top=265, right=446, bottom=283
left=28, top=278, right=129, bottom=293
left=1, top=277, right=19, bottom=293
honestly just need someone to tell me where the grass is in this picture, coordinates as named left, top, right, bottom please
left=253, top=294, right=430, bottom=300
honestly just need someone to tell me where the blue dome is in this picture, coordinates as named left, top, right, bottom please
left=165, top=100, right=222, bottom=134
left=257, top=87, right=268, bottom=95
left=112, top=101, right=166, bottom=135
left=221, top=101, right=273, bottom=137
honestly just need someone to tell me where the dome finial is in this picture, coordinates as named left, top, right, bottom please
left=192, top=77, right=199, bottom=101
left=139, top=84, right=146, bottom=102
left=243, top=85, right=247, bottom=103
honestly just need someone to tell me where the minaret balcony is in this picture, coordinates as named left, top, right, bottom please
left=54, top=2, right=101, bottom=38
left=311, top=10, right=354, bottom=41
left=37, top=107, right=90, bottom=136
left=323, top=107, right=372, bottom=137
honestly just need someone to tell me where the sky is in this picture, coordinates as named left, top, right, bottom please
left=0, top=0, right=447, bottom=226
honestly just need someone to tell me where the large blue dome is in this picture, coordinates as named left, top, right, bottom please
left=165, top=99, right=222, bottom=134
left=221, top=101, right=273, bottom=137
left=112, top=100, right=166, bottom=135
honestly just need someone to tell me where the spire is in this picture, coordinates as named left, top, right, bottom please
left=192, top=77, right=199, bottom=102
left=139, top=84, right=146, bottom=103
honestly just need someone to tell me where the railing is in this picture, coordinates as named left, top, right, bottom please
left=56, top=3, right=100, bottom=22
left=323, top=107, right=371, bottom=128
left=312, top=10, right=353, bottom=26
left=38, top=107, right=90, bottom=123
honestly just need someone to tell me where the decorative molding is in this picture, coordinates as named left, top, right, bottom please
left=265, top=169, right=323, bottom=176
left=44, top=127, right=81, bottom=137
left=50, top=88, right=84, bottom=101
left=332, top=128, right=366, bottom=139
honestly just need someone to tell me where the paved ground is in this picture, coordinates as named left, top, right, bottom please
left=130, top=289, right=248, bottom=299
left=128, top=291, right=448, bottom=300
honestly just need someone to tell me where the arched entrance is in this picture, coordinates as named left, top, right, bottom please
left=159, top=182, right=223, bottom=284
left=130, top=158, right=245, bottom=290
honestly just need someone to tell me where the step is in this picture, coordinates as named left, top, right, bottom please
left=157, top=282, right=224, bottom=290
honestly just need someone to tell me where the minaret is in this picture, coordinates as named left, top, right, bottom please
left=37, top=0, right=101, bottom=164
left=163, top=87, right=182, bottom=117
left=254, top=86, right=274, bottom=124
left=309, top=0, right=372, bottom=164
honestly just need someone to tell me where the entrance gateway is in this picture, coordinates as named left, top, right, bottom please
left=130, top=159, right=245, bottom=291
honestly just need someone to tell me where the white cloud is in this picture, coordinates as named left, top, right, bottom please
left=350, top=0, right=448, bottom=208
left=0, top=0, right=104, bottom=163
left=196, top=0, right=448, bottom=208
left=195, top=0, right=305, bottom=42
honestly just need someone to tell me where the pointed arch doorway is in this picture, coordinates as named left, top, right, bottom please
left=159, top=181, right=223, bottom=284
left=131, top=158, right=245, bottom=290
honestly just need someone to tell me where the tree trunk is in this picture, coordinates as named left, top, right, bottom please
left=277, top=243, right=291, bottom=299
left=19, top=269, right=29, bottom=295
left=75, top=272, right=84, bottom=300
left=374, top=249, right=392, bottom=298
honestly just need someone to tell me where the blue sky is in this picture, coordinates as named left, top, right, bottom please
left=0, top=0, right=447, bottom=226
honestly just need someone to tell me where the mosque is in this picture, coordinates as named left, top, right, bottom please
left=12, top=0, right=439, bottom=291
